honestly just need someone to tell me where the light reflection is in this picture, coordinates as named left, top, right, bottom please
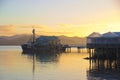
left=87, top=52, right=120, bottom=80
left=32, top=53, right=36, bottom=73
left=21, top=49, right=89, bottom=80
left=22, top=51, right=61, bottom=63
left=2, top=46, right=120, bottom=80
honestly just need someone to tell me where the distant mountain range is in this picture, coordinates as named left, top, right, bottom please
left=0, top=35, right=86, bottom=46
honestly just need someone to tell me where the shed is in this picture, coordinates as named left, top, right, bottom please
left=35, top=36, right=61, bottom=46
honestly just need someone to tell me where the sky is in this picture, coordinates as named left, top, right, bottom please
left=0, top=0, right=120, bottom=37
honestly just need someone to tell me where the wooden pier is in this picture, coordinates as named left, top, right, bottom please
left=87, top=44, right=120, bottom=60
left=62, top=45, right=86, bottom=53
left=86, top=32, right=120, bottom=61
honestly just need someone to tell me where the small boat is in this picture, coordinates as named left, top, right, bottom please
left=21, top=28, right=36, bottom=52
left=21, top=42, right=34, bottom=52
left=21, top=29, right=63, bottom=52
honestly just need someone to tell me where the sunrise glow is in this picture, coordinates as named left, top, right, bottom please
left=1, top=0, right=120, bottom=37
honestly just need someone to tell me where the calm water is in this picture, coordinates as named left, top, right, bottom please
left=0, top=46, right=120, bottom=80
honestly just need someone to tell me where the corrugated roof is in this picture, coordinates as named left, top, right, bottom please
left=35, top=36, right=60, bottom=45
left=101, top=32, right=119, bottom=37
left=88, top=32, right=101, bottom=37
left=114, top=32, right=120, bottom=36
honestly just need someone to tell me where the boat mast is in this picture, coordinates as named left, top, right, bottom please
left=32, top=28, right=35, bottom=43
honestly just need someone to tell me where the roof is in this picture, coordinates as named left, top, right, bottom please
left=37, top=36, right=58, bottom=41
left=101, top=32, right=119, bottom=37
left=35, top=36, right=60, bottom=45
left=114, top=32, right=120, bottom=36
left=88, top=32, right=120, bottom=38
left=88, top=32, right=101, bottom=38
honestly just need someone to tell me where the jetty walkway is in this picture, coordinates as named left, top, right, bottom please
left=62, top=45, right=86, bottom=53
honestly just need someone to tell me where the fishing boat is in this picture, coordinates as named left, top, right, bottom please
left=21, top=29, right=63, bottom=52
left=21, top=29, right=36, bottom=52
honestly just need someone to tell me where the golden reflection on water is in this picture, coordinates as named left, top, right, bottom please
left=1, top=46, right=120, bottom=80
left=0, top=47, right=90, bottom=80
left=0, top=50, right=33, bottom=73
left=59, top=53, right=89, bottom=70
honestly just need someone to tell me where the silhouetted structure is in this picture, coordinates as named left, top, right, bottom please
left=87, top=59, right=120, bottom=80
left=21, top=29, right=63, bottom=53
left=86, top=32, right=120, bottom=73
left=22, top=50, right=61, bottom=63
left=87, top=32, right=120, bottom=59
left=62, top=45, right=86, bottom=53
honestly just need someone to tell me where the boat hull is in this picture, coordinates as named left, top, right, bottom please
left=21, top=44, right=34, bottom=52
left=21, top=44, right=63, bottom=53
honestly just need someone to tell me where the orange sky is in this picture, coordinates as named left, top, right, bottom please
left=1, top=0, right=120, bottom=37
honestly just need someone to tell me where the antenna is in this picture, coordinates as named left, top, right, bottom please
left=32, top=25, right=35, bottom=43
left=32, top=25, right=35, bottom=34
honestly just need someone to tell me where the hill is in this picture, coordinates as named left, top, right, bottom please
left=0, top=35, right=86, bottom=46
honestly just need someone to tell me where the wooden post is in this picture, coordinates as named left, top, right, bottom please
left=116, top=48, right=120, bottom=70
left=89, top=49, right=92, bottom=59
left=89, top=48, right=92, bottom=71
left=89, top=56, right=92, bottom=71
left=91, top=49, right=94, bottom=58
left=69, top=47, right=71, bottom=53
left=78, top=47, right=80, bottom=53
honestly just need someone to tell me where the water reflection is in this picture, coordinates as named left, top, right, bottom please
left=3, top=46, right=120, bottom=80
left=0, top=46, right=90, bottom=80
left=32, top=53, right=36, bottom=73
left=22, top=51, right=61, bottom=63
left=87, top=59, right=120, bottom=80
left=22, top=50, right=62, bottom=80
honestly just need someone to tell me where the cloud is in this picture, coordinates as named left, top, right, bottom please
left=37, top=31, right=72, bottom=35
left=0, top=25, right=14, bottom=35
left=0, top=24, right=112, bottom=37
left=58, top=24, right=81, bottom=28
left=56, top=23, right=114, bottom=37
left=18, top=25, right=44, bottom=29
